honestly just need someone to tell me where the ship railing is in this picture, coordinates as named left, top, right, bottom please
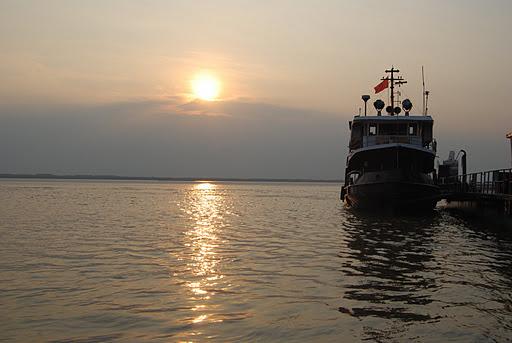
left=363, top=135, right=423, bottom=147
left=439, top=168, right=512, bottom=196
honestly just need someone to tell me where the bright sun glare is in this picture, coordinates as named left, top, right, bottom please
left=191, top=73, right=220, bottom=101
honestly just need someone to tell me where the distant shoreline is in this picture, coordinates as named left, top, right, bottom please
left=0, top=174, right=342, bottom=183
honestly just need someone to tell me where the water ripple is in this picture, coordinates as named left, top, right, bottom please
left=1, top=180, right=512, bottom=342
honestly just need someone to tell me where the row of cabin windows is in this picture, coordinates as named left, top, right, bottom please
left=367, top=123, right=418, bottom=136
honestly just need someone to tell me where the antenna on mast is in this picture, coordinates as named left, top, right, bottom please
left=425, top=90, right=430, bottom=116
left=383, top=67, right=406, bottom=115
left=422, top=66, right=425, bottom=115
left=422, top=66, right=430, bottom=116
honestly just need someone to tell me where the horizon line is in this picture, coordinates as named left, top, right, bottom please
left=0, top=173, right=342, bottom=183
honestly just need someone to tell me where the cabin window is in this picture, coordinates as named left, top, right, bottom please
left=398, top=124, right=407, bottom=135
left=379, top=123, right=407, bottom=136
left=409, top=124, right=418, bottom=136
left=368, top=124, right=377, bottom=136
left=349, top=123, right=363, bottom=150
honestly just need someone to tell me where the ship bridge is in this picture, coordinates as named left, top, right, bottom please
left=349, top=115, right=434, bottom=152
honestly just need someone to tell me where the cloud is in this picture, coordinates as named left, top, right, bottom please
left=0, top=98, right=347, bottom=179
left=2, top=96, right=509, bottom=178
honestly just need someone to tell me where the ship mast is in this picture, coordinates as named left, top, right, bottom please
left=382, top=67, right=407, bottom=108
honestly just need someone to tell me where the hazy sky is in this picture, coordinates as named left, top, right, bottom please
left=1, top=0, right=511, bottom=178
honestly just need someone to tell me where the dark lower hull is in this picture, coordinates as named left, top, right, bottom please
left=343, top=181, right=440, bottom=211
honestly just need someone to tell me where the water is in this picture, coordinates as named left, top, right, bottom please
left=1, top=180, right=512, bottom=342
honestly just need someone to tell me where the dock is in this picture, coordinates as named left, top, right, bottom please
left=439, top=168, right=512, bottom=215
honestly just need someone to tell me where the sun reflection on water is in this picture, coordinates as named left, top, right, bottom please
left=179, top=182, right=228, bottom=326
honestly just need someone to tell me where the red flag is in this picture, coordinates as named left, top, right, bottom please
left=374, top=79, right=389, bottom=94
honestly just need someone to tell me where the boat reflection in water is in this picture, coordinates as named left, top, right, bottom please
left=338, top=209, right=512, bottom=341
left=339, top=211, right=442, bottom=340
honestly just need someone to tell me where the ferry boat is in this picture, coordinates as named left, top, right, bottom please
left=340, top=67, right=440, bottom=210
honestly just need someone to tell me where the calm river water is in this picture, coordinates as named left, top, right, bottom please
left=1, top=180, right=512, bottom=342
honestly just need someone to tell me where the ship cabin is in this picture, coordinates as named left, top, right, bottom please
left=345, top=114, right=437, bottom=184
left=348, top=115, right=435, bottom=153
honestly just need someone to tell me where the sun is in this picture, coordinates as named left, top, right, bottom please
left=191, top=73, right=220, bottom=101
